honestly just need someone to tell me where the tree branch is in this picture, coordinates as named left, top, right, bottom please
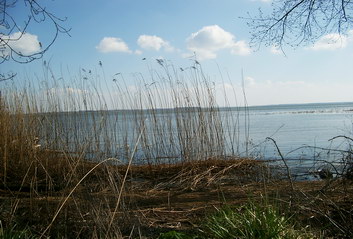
left=248, top=0, right=353, bottom=49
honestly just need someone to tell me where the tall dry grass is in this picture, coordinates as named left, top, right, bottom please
left=1, top=61, right=353, bottom=238
left=0, top=60, right=247, bottom=238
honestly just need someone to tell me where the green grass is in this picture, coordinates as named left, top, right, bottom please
left=157, top=199, right=316, bottom=239
left=0, top=224, right=37, bottom=239
left=201, top=201, right=301, bottom=239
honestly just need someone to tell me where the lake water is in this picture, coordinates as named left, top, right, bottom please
left=238, top=102, right=353, bottom=157
left=235, top=102, right=353, bottom=179
left=41, top=102, right=353, bottom=180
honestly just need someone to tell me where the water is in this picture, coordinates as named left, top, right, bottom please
left=234, top=102, right=353, bottom=179
left=40, top=102, right=353, bottom=179
left=238, top=102, right=353, bottom=158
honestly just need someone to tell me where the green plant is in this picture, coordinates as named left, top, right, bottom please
left=0, top=224, right=37, bottom=239
left=202, top=201, right=299, bottom=239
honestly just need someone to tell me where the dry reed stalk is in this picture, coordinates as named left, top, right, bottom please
left=0, top=62, right=254, bottom=237
left=40, top=157, right=120, bottom=238
left=105, top=123, right=145, bottom=238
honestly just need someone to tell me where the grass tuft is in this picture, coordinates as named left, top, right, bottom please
left=201, top=200, right=303, bottom=239
left=0, top=223, right=37, bottom=239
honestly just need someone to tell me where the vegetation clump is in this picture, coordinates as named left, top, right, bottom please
left=201, top=201, right=300, bottom=239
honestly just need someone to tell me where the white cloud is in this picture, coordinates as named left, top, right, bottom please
left=96, top=37, right=132, bottom=53
left=0, top=32, right=41, bottom=56
left=311, top=33, right=348, bottom=51
left=245, top=76, right=256, bottom=87
left=270, top=46, right=282, bottom=54
left=186, top=25, right=251, bottom=60
left=134, top=49, right=143, bottom=55
left=232, top=40, right=252, bottom=55
left=137, top=35, right=174, bottom=52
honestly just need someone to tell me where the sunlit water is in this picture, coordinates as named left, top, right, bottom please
left=41, top=102, right=353, bottom=180
left=236, top=102, right=353, bottom=179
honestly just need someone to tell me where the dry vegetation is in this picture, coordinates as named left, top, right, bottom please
left=0, top=62, right=353, bottom=238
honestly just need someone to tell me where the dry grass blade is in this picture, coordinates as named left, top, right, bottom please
left=40, top=157, right=120, bottom=238
left=105, top=123, right=145, bottom=238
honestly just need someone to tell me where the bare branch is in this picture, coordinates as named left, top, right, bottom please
left=247, top=0, right=353, bottom=49
left=266, top=137, right=294, bottom=191
left=0, top=0, right=70, bottom=82
left=0, top=72, right=16, bottom=81
left=0, top=0, right=70, bottom=64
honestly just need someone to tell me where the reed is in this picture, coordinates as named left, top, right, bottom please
left=1, top=61, right=352, bottom=238
left=0, top=61, right=247, bottom=238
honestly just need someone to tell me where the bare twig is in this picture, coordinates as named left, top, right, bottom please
left=247, top=0, right=353, bottom=49
left=329, top=135, right=353, bottom=142
left=266, top=137, right=294, bottom=191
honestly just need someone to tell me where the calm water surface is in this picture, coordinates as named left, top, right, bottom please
left=41, top=102, right=353, bottom=179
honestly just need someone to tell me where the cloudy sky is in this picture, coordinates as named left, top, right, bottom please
left=1, top=0, right=353, bottom=107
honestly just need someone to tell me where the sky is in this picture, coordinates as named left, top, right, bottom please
left=1, top=0, right=353, bottom=107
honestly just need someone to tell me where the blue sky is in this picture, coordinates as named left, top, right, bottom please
left=1, top=0, right=353, bottom=107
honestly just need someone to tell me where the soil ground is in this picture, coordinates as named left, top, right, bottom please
left=1, top=158, right=353, bottom=238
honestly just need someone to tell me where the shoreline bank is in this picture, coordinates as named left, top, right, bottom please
left=1, top=156, right=352, bottom=238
